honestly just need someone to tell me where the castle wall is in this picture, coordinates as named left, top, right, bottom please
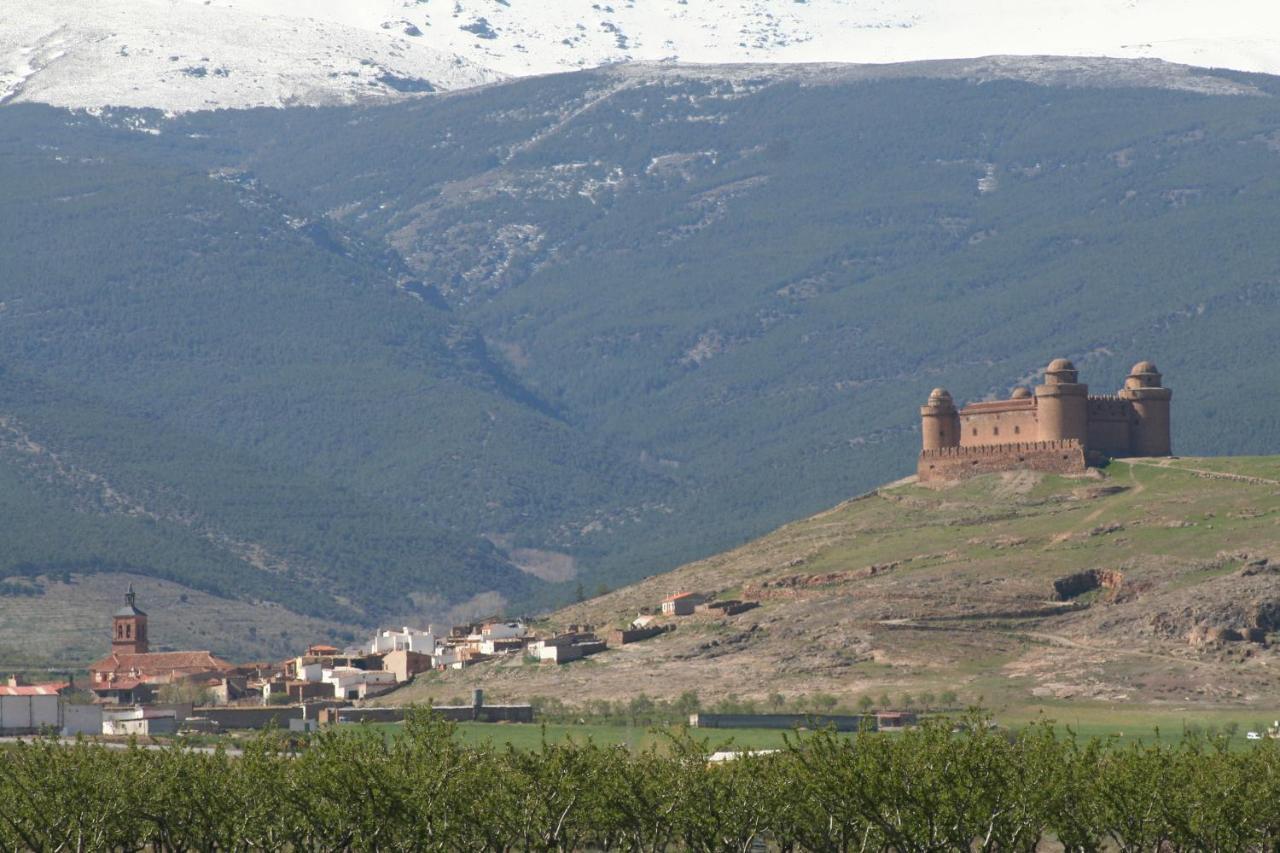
left=1085, top=395, right=1132, bottom=456
left=917, top=440, right=1087, bottom=483
left=915, top=357, right=1169, bottom=481
left=1123, top=388, right=1173, bottom=456
left=959, top=402, right=1038, bottom=448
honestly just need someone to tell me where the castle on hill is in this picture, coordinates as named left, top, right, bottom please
left=918, top=358, right=1171, bottom=482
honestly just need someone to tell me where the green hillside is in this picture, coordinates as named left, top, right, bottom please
left=392, top=458, right=1280, bottom=716
left=2, top=59, right=1280, bottom=643
left=179, top=63, right=1280, bottom=591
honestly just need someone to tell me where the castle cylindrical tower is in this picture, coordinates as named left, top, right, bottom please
left=1035, top=358, right=1088, bottom=443
left=920, top=388, right=960, bottom=451
left=1119, top=360, right=1172, bottom=456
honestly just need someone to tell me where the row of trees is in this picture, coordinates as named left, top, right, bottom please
left=528, top=690, right=963, bottom=727
left=2, top=710, right=1278, bottom=851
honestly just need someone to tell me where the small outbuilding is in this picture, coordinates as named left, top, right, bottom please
left=661, top=592, right=705, bottom=616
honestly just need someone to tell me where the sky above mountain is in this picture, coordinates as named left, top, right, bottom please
left=3, top=0, right=1279, bottom=111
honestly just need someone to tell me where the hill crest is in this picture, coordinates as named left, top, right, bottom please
left=389, top=457, right=1280, bottom=712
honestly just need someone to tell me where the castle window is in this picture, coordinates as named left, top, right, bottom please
left=1014, top=425, right=1020, bottom=434
left=972, top=428, right=978, bottom=436
left=125, top=623, right=132, bottom=639
left=993, top=427, right=999, bottom=436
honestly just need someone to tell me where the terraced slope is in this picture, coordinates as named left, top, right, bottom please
left=391, top=457, right=1280, bottom=712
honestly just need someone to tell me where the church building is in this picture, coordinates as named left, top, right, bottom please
left=88, top=587, right=233, bottom=704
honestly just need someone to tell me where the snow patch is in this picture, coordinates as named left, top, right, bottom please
left=2, top=0, right=1279, bottom=111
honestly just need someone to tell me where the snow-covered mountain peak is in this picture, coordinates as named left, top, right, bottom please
left=3, top=0, right=1280, bottom=111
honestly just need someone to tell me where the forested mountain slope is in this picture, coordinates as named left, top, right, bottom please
left=2, top=59, right=1280, bottom=660
left=185, top=59, right=1280, bottom=586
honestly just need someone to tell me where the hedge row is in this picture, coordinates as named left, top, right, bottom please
left=1, top=711, right=1277, bottom=851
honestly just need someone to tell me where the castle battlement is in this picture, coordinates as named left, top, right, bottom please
left=920, top=439, right=1082, bottom=459
left=918, top=358, right=1171, bottom=482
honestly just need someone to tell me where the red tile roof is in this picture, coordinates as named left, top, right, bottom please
left=88, top=650, right=234, bottom=680
left=0, top=682, right=68, bottom=696
left=662, top=592, right=696, bottom=602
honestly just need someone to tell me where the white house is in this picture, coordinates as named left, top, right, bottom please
left=296, top=662, right=324, bottom=683
left=322, top=667, right=398, bottom=700
left=370, top=626, right=435, bottom=655
left=102, top=706, right=178, bottom=736
left=433, top=647, right=463, bottom=669
left=476, top=622, right=531, bottom=655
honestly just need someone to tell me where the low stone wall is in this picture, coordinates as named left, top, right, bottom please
left=195, top=706, right=304, bottom=730
left=697, top=600, right=761, bottom=617
left=918, top=440, right=1086, bottom=482
left=607, top=625, right=667, bottom=645
left=690, top=713, right=872, bottom=732
left=328, top=704, right=534, bottom=725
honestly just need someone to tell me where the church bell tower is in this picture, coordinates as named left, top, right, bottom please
left=111, top=585, right=149, bottom=655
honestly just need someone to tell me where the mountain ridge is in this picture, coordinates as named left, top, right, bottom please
left=4, top=0, right=1280, bottom=110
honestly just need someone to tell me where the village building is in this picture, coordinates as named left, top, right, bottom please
left=661, top=592, right=705, bottom=616
left=381, top=648, right=434, bottom=683
left=87, top=588, right=234, bottom=704
left=918, top=358, right=1172, bottom=482
left=282, top=648, right=383, bottom=681
left=262, top=678, right=331, bottom=703
left=0, top=686, right=62, bottom=732
left=322, top=666, right=397, bottom=700
left=436, top=620, right=533, bottom=659
left=0, top=675, right=71, bottom=697
left=369, top=626, right=434, bottom=654
left=102, top=706, right=178, bottom=736
left=532, top=628, right=606, bottom=664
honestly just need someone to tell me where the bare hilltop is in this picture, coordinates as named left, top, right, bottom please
left=386, top=457, right=1280, bottom=715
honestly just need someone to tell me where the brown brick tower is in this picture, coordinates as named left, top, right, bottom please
left=1034, top=358, right=1088, bottom=443
left=1119, top=360, right=1172, bottom=456
left=920, top=388, right=961, bottom=451
left=111, top=585, right=149, bottom=655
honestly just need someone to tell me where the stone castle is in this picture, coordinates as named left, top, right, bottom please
left=918, top=358, right=1171, bottom=482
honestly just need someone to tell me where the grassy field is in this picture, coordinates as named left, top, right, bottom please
left=1001, top=704, right=1279, bottom=747
left=362, top=708, right=1280, bottom=752
left=366, top=721, right=815, bottom=752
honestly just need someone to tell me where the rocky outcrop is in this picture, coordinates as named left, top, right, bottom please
left=1188, top=621, right=1270, bottom=646
left=1239, top=557, right=1277, bottom=577
left=1051, top=569, right=1125, bottom=602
